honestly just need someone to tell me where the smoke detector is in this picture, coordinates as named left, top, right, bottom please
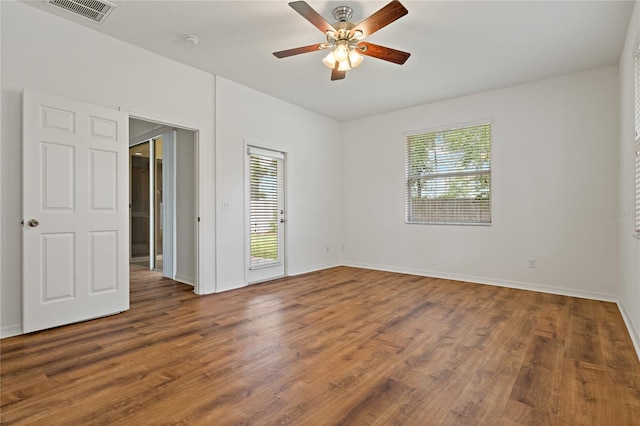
left=45, top=0, right=117, bottom=24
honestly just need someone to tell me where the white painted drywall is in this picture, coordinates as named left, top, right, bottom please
left=0, top=1, right=215, bottom=335
left=341, top=66, right=620, bottom=300
left=618, top=1, right=640, bottom=353
left=215, top=77, right=342, bottom=291
left=129, top=118, right=168, bottom=143
left=175, top=128, right=196, bottom=285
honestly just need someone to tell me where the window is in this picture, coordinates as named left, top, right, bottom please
left=405, top=121, right=491, bottom=225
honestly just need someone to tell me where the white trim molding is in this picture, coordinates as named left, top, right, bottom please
left=342, top=261, right=619, bottom=302
left=618, top=300, right=640, bottom=362
left=1, top=324, right=23, bottom=339
left=288, top=262, right=342, bottom=277
left=174, top=274, right=195, bottom=287
left=215, top=280, right=246, bottom=294
left=342, top=261, right=639, bottom=360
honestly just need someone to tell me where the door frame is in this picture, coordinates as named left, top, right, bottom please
left=126, top=110, right=202, bottom=294
left=243, top=140, right=288, bottom=284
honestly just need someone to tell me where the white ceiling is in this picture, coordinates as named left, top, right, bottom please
left=24, top=0, right=634, bottom=122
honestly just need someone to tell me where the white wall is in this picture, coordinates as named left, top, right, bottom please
left=341, top=66, right=620, bottom=300
left=175, top=128, right=196, bottom=285
left=619, top=1, right=640, bottom=353
left=0, top=1, right=215, bottom=335
left=215, top=77, right=342, bottom=291
left=129, top=118, right=167, bottom=142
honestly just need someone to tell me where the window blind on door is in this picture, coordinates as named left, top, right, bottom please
left=249, top=149, right=284, bottom=268
left=405, top=121, right=491, bottom=225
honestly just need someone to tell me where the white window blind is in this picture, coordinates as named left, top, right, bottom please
left=405, top=122, right=491, bottom=225
left=635, top=52, right=640, bottom=232
left=249, top=149, right=284, bottom=268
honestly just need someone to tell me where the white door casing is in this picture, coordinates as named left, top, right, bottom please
left=162, top=130, right=177, bottom=280
left=23, top=90, right=129, bottom=333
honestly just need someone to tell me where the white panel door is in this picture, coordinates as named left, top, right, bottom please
left=245, top=146, right=286, bottom=284
left=23, top=90, right=129, bottom=333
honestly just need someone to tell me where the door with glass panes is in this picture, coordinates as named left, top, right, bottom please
left=245, top=146, right=285, bottom=283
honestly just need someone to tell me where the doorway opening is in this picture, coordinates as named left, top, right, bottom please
left=129, top=118, right=197, bottom=287
left=129, top=137, right=164, bottom=271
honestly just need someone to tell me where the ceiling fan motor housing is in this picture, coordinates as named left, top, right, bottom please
left=327, top=7, right=356, bottom=44
left=332, top=6, right=353, bottom=22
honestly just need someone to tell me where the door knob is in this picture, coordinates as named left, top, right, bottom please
left=28, top=219, right=39, bottom=227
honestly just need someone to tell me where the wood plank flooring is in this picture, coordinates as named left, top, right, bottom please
left=2, top=266, right=640, bottom=425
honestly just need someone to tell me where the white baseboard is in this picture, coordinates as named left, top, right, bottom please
left=213, top=264, right=341, bottom=292
left=288, top=262, right=341, bottom=277
left=200, top=284, right=216, bottom=295
left=341, top=261, right=619, bottom=302
left=343, top=261, right=640, bottom=360
left=618, top=300, right=640, bottom=362
left=215, top=280, right=246, bottom=293
left=212, top=263, right=341, bottom=293
left=174, top=274, right=195, bottom=286
left=1, top=324, right=23, bottom=339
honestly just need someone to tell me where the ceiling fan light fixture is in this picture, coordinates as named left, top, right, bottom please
left=337, top=59, right=351, bottom=71
left=334, top=42, right=349, bottom=61
left=322, top=51, right=336, bottom=69
left=324, top=40, right=361, bottom=70
left=349, top=49, right=363, bottom=68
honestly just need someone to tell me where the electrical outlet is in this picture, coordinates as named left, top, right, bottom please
left=528, top=258, right=536, bottom=268
left=222, top=200, right=230, bottom=210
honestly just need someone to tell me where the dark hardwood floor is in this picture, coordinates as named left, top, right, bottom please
left=2, top=266, right=640, bottom=425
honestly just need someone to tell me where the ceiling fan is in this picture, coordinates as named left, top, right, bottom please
left=273, top=0, right=411, bottom=81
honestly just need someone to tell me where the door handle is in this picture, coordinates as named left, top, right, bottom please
left=28, top=219, right=39, bottom=227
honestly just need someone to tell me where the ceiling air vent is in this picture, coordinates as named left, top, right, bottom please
left=46, top=0, right=117, bottom=24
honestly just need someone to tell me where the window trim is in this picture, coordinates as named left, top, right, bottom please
left=404, top=119, right=493, bottom=226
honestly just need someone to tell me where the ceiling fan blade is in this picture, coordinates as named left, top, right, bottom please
left=358, top=42, right=411, bottom=65
left=331, top=66, right=346, bottom=81
left=273, top=43, right=327, bottom=58
left=289, top=1, right=336, bottom=35
left=352, top=0, right=408, bottom=38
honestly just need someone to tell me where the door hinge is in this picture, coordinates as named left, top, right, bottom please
left=197, top=217, right=200, bottom=222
